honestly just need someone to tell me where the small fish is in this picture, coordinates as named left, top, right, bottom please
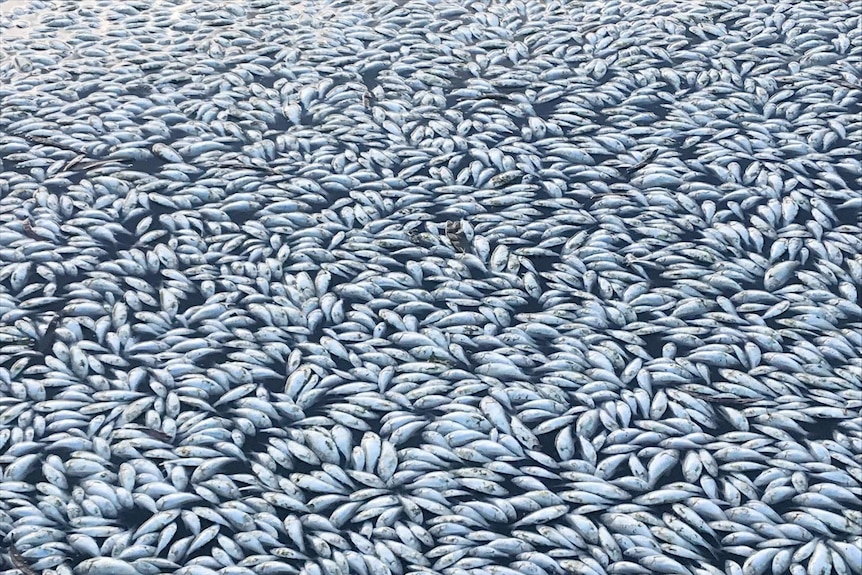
left=625, top=148, right=660, bottom=174
left=444, top=220, right=468, bottom=253
left=9, top=544, right=38, bottom=575
left=0, top=3, right=858, bottom=575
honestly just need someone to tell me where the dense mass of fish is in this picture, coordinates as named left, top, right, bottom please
left=0, top=0, right=860, bottom=574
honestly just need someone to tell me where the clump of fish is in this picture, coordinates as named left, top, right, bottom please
left=0, top=0, right=860, bottom=574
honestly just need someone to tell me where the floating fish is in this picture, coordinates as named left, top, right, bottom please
left=0, top=1, right=858, bottom=575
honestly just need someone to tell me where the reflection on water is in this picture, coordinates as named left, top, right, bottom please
left=0, top=0, right=39, bottom=39
left=1, top=0, right=179, bottom=41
